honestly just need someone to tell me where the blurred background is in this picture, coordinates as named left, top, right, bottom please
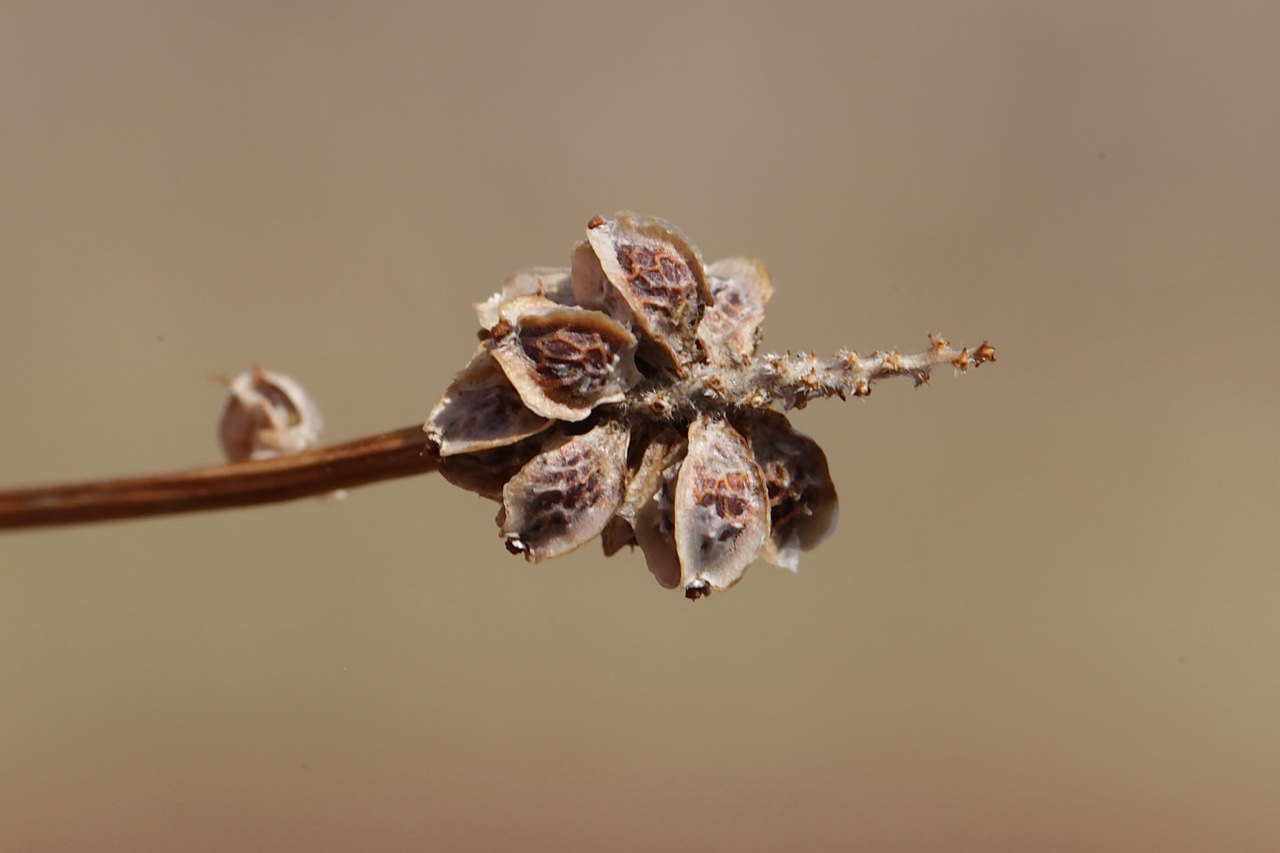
left=2, top=2, right=1277, bottom=850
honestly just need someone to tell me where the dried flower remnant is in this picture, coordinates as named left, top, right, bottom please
left=674, top=416, right=770, bottom=596
left=500, top=419, right=629, bottom=560
left=575, top=213, right=711, bottom=371
left=696, top=257, right=773, bottom=367
left=425, top=212, right=996, bottom=600
left=746, top=411, right=838, bottom=572
left=485, top=297, right=640, bottom=422
left=219, top=367, right=324, bottom=462
left=425, top=348, right=552, bottom=456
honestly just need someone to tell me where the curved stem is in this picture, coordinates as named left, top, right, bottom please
left=0, top=425, right=439, bottom=531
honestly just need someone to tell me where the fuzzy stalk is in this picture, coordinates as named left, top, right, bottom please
left=622, top=335, right=996, bottom=419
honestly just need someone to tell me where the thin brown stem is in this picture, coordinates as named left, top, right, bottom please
left=0, top=425, right=439, bottom=531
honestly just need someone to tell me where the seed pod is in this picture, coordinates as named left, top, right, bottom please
left=438, top=431, right=556, bottom=501
left=501, top=419, right=630, bottom=561
left=581, top=212, right=711, bottom=372
left=475, top=267, right=574, bottom=331
left=600, top=515, right=637, bottom=557
left=631, top=448, right=685, bottom=590
left=673, top=416, right=770, bottom=595
left=425, top=346, right=552, bottom=456
left=599, top=426, right=683, bottom=558
left=696, top=257, right=773, bottom=366
left=746, top=411, right=839, bottom=571
left=219, top=366, right=323, bottom=462
left=487, top=296, right=640, bottom=422
left=570, top=238, right=613, bottom=316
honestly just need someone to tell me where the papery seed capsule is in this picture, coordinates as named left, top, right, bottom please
left=631, top=448, right=685, bottom=590
left=745, top=411, right=839, bottom=571
left=219, top=366, right=323, bottom=462
left=570, top=239, right=614, bottom=318
left=487, top=296, right=640, bottom=422
left=600, top=427, right=683, bottom=558
left=581, top=212, right=711, bottom=372
left=696, top=257, right=773, bottom=366
left=673, top=416, right=770, bottom=595
left=600, top=515, right=638, bottom=557
left=438, top=431, right=557, bottom=501
left=501, top=419, right=629, bottom=561
left=475, top=267, right=574, bottom=331
left=616, top=427, right=683, bottom=525
left=425, top=346, right=552, bottom=456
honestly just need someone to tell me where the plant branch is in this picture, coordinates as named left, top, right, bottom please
left=624, top=336, right=997, bottom=417
left=0, top=425, right=439, bottom=531
left=0, top=340, right=993, bottom=533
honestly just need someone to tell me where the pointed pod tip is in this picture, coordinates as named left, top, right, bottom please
left=684, top=581, right=711, bottom=601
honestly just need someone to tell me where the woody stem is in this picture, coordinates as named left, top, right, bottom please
left=0, top=425, right=440, bottom=531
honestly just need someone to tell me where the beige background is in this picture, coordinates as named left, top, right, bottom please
left=2, top=2, right=1278, bottom=850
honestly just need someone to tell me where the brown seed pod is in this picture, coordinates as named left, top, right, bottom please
left=438, top=430, right=558, bottom=501
left=475, top=267, right=574, bottom=331
left=427, top=345, right=552, bottom=455
left=219, top=366, right=324, bottom=462
left=673, top=415, right=770, bottom=595
left=696, top=257, right=774, bottom=366
left=600, top=515, right=638, bottom=558
left=424, top=347, right=553, bottom=456
left=580, top=212, right=712, bottom=372
left=599, top=426, right=684, bottom=558
left=631, top=448, right=684, bottom=590
left=487, top=296, right=640, bottom=422
left=569, top=239, right=613, bottom=317
left=501, top=419, right=630, bottom=561
left=746, top=411, right=839, bottom=571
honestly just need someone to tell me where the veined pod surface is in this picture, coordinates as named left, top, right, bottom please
left=696, top=257, right=774, bottom=367
left=746, top=411, right=839, bottom=571
left=424, top=347, right=553, bottom=456
left=580, top=212, right=711, bottom=372
left=501, top=419, right=630, bottom=561
left=487, top=296, right=640, bottom=422
left=674, top=415, right=770, bottom=596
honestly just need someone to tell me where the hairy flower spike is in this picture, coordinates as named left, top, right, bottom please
left=423, top=212, right=996, bottom=599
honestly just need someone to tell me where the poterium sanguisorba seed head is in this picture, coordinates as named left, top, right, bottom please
left=425, top=213, right=996, bottom=600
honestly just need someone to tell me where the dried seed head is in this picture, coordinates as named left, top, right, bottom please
left=580, top=212, right=711, bottom=372
left=673, top=415, right=770, bottom=595
left=746, top=411, right=839, bottom=571
left=425, top=347, right=552, bottom=456
left=696, top=257, right=773, bottom=367
left=501, top=419, right=630, bottom=561
left=427, top=212, right=995, bottom=600
left=219, top=366, right=323, bottom=462
left=486, top=296, right=640, bottom=421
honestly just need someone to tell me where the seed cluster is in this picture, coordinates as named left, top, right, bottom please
left=426, top=213, right=993, bottom=599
